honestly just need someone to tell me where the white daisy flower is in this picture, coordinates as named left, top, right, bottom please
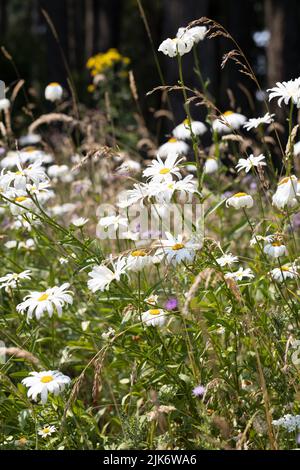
left=22, top=370, right=71, bottom=404
left=271, top=265, right=298, bottom=282
left=72, top=217, right=89, bottom=227
left=226, top=192, right=254, bottom=209
left=143, top=153, right=183, bottom=183
left=235, top=154, right=266, bottom=173
left=250, top=234, right=274, bottom=246
left=157, top=138, right=189, bottom=159
left=4, top=189, right=35, bottom=215
left=19, top=147, right=53, bottom=165
left=264, top=241, right=287, bottom=258
left=294, top=141, right=300, bottom=156
left=172, top=118, right=207, bottom=140
left=0, top=270, right=32, bottom=290
left=267, top=77, right=300, bottom=108
left=243, top=112, right=274, bottom=131
left=224, top=267, right=254, bottom=281
left=87, top=256, right=127, bottom=292
left=19, top=134, right=42, bottom=146
left=154, top=175, right=197, bottom=204
left=141, top=308, right=166, bottom=327
left=47, top=164, right=73, bottom=183
left=176, top=26, right=207, bottom=44
left=98, top=215, right=128, bottom=230
left=16, top=283, right=73, bottom=320
left=155, top=232, right=200, bottom=266
left=45, top=82, right=63, bottom=102
left=126, top=249, right=153, bottom=272
left=0, top=98, right=10, bottom=111
left=204, top=158, right=219, bottom=174
left=216, top=253, right=238, bottom=267
left=272, top=414, right=300, bottom=433
left=50, top=203, right=77, bottom=216
left=116, top=159, right=141, bottom=175
left=144, top=294, right=159, bottom=306
left=158, top=35, right=193, bottom=57
left=0, top=160, right=48, bottom=190
left=272, top=176, right=298, bottom=209
left=38, top=425, right=56, bottom=438
left=212, top=111, right=246, bottom=134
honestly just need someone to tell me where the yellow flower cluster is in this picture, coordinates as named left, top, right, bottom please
left=86, top=48, right=130, bottom=76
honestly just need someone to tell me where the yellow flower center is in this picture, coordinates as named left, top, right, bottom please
left=159, top=168, right=171, bottom=175
left=49, top=82, right=60, bottom=87
left=183, top=118, right=190, bottom=125
left=281, top=266, right=290, bottom=272
left=272, top=241, right=283, bottom=247
left=172, top=243, right=185, bottom=251
left=149, top=309, right=161, bottom=315
left=15, top=196, right=28, bottom=202
left=168, top=137, right=177, bottom=143
left=38, top=293, right=49, bottom=301
left=233, top=192, right=247, bottom=198
left=131, top=250, right=147, bottom=257
left=223, top=110, right=234, bottom=116
left=278, top=177, right=290, bottom=186
left=40, top=375, right=53, bottom=383
left=42, top=427, right=50, bottom=434
left=15, top=170, right=23, bottom=175
left=23, top=146, right=36, bottom=153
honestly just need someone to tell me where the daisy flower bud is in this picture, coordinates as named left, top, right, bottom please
left=226, top=192, right=254, bottom=209
left=45, top=82, right=63, bottom=102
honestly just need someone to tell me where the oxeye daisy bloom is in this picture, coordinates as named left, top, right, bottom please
left=45, top=82, right=63, bottom=102
left=98, top=215, right=128, bottom=231
left=294, top=141, right=300, bottom=156
left=19, top=147, right=53, bottom=165
left=235, top=154, right=266, bottom=173
left=176, top=26, right=207, bottom=44
left=272, top=175, right=298, bottom=209
left=155, top=232, right=200, bottom=266
left=267, top=77, right=300, bottom=108
left=16, top=283, right=73, bottom=321
left=0, top=270, right=32, bottom=290
left=126, top=250, right=153, bottom=272
left=22, top=370, right=71, bottom=404
left=72, top=217, right=89, bottom=227
left=117, top=183, right=152, bottom=208
left=87, top=256, right=127, bottom=292
left=0, top=98, right=10, bottom=111
left=270, top=265, right=298, bottom=282
left=144, top=294, right=159, bottom=306
left=212, top=111, right=246, bottom=134
left=0, top=160, right=48, bottom=191
left=264, top=241, right=287, bottom=258
left=154, top=175, right=197, bottom=204
left=224, top=267, right=254, bottom=281
left=172, top=118, right=207, bottom=141
left=157, top=138, right=189, bottom=159
left=204, top=157, right=219, bottom=174
left=47, top=164, right=73, bottom=183
left=226, top=192, right=254, bottom=209
left=4, top=189, right=35, bottom=215
left=158, top=36, right=193, bottom=57
left=19, top=133, right=41, bottom=146
left=243, top=112, right=274, bottom=131
left=38, top=425, right=56, bottom=438
left=216, top=253, right=238, bottom=267
left=143, top=153, right=183, bottom=183
left=141, top=308, right=166, bottom=327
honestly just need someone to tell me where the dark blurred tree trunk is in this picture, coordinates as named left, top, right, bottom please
left=0, top=0, right=7, bottom=38
left=39, top=0, right=69, bottom=86
left=93, top=0, right=122, bottom=52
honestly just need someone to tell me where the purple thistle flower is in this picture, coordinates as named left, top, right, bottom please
left=165, top=297, right=178, bottom=310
